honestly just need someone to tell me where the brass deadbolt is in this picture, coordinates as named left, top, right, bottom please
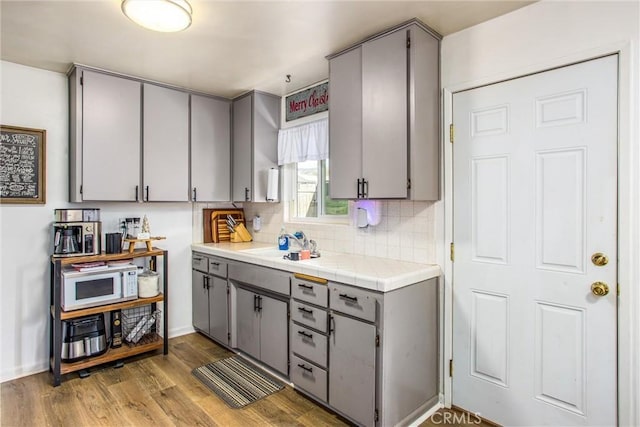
left=591, top=282, right=609, bottom=297
left=591, top=253, right=609, bottom=266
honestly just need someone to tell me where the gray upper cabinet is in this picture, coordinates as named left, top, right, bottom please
left=361, top=29, right=408, bottom=199
left=232, top=91, right=280, bottom=202
left=328, top=47, right=362, bottom=199
left=190, top=94, right=231, bottom=202
left=69, top=65, right=234, bottom=203
left=71, top=69, right=141, bottom=201
left=328, top=21, right=441, bottom=200
left=143, top=83, right=189, bottom=201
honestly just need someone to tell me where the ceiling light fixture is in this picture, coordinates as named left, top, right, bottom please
left=121, top=0, right=192, bottom=33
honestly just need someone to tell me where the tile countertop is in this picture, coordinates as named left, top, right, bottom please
left=191, top=242, right=441, bottom=293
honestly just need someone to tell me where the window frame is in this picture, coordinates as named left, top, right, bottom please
left=284, top=160, right=350, bottom=224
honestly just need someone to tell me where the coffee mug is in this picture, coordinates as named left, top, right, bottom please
left=105, top=232, right=123, bottom=254
left=283, top=251, right=300, bottom=261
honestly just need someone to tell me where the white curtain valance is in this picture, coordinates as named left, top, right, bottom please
left=277, top=118, right=328, bottom=165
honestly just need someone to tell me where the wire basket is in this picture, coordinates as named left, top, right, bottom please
left=121, top=305, right=161, bottom=346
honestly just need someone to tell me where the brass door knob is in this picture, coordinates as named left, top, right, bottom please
left=591, top=253, right=609, bottom=266
left=591, top=282, right=609, bottom=297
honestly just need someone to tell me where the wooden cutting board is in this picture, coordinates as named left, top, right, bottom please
left=203, top=209, right=245, bottom=243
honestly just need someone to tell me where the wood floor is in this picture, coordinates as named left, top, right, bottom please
left=0, top=333, right=492, bottom=426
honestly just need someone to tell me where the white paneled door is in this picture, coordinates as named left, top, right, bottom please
left=452, top=56, right=617, bottom=426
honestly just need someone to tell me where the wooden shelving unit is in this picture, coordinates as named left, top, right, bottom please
left=49, top=248, right=169, bottom=386
left=51, top=294, right=164, bottom=320
left=51, top=337, right=163, bottom=374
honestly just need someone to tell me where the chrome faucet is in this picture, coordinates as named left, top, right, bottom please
left=285, top=231, right=308, bottom=250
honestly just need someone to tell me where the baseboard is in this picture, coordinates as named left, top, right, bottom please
left=168, top=325, right=195, bottom=338
left=0, top=361, right=49, bottom=384
left=404, top=395, right=442, bottom=427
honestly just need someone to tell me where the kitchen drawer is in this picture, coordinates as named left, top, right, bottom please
left=291, top=275, right=328, bottom=307
left=208, top=257, right=227, bottom=278
left=192, top=252, right=209, bottom=273
left=291, top=301, right=328, bottom=333
left=229, top=262, right=290, bottom=296
left=329, top=283, right=377, bottom=323
left=291, top=354, right=327, bottom=402
left=291, top=324, right=327, bottom=368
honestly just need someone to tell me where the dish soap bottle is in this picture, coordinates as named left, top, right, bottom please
left=278, top=226, right=289, bottom=251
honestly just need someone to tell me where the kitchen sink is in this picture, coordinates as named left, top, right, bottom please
left=241, top=247, right=288, bottom=258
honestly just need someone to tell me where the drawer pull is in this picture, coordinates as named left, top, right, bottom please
left=297, top=283, right=314, bottom=290
left=339, top=293, right=358, bottom=303
left=211, top=262, right=220, bottom=268
left=297, top=363, right=313, bottom=373
left=294, top=273, right=328, bottom=284
left=297, top=306, right=313, bottom=314
left=297, top=330, right=313, bottom=339
left=193, top=257, right=203, bottom=262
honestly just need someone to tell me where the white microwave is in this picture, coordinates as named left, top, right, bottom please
left=62, top=265, right=138, bottom=311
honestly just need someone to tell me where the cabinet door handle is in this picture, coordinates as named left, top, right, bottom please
left=339, top=293, right=358, bottom=303
left=297, top=283, right=313, bottom=290
left=297, top=306, right=313, bottom=314
left=193, top=187, right=197, bottom=201
left=357, top=179, right=362, bottom=198
left=297, top=363, right=313, bottom=373
left=253, top=294, right=258, bottom=312
left=328, top=314, right=335, bottom=335
left=363, top=180, right=368, bottom=198
left=245, top=187, right=250, bottom=202
left=297, top=330, right=313, bottom=339
left=135, top=185, right=139, bottom=202
left=257, top=295, right=262, bottom=312
left=145, top=185, right=150, bottom=202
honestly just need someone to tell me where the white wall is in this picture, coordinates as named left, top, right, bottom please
left=0, top=61, right=195, bottom=382
left=439, top=1, right=639, bottom=425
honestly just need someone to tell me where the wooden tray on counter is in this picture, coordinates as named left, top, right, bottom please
left=203, top=209, right=245, bottom=243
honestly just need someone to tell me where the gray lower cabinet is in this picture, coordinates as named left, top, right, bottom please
left=192, top=269, right=210, bottom=332
left=192, top=253, right=229, bottom=346
left=328, top=313, right=376, bottom=427
left=290, top=275, right=439, bottom=426
left=236, top=286, right=288, bottom=375
left=236, top=286, right=261, bottom=359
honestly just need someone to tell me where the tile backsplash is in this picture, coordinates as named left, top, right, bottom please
left=193, top=200, right=437, bottom=264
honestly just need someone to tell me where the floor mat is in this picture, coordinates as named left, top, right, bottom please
left=192, top=356, right=284, bottom=408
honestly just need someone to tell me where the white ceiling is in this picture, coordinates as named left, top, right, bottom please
left=0, top=1, right=534, bottom=99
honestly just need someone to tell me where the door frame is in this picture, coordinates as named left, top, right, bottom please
left=440, top=42, right=639, bottom=426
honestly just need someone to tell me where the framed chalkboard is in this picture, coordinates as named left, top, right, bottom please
left=0, top=125, right=46, bottom=204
